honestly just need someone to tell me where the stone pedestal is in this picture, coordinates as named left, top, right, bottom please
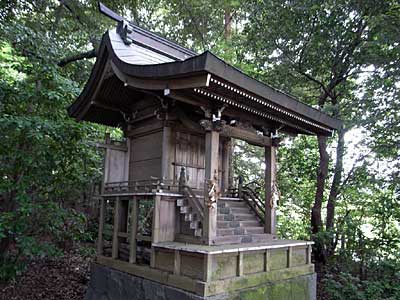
left=86, top=263, right=316, bottom=300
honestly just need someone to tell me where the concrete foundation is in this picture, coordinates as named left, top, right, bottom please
left=85, top=263, right=316, bottom=300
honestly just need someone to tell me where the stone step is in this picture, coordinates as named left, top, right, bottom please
left=230, top=207, right=251, bottom=214
left=217, top=220, right=263, bottom=229
left=190, top=220, right=200, bottom=230
left=180, top=205, right=190, bottom=214
left=217, top=221, right=241, bottom=228
left=184, top=213, right=194, bottom=222
left=213, top=235, right=243, bottom=245
left=218, top=200, right=247, bottom=208
left=194, top=228, right=202, bottom=237
left=239, top=220, right=262, bottom=227
left=218, top=213, right=256, bottom=221
left=244, top=227, right=265, bottom=234
left=251, top=234, right=275, bottom=243
left=214, top=233, right=274, bottom=245
left=176, top=198, right=186, bottom=207
left=217, top=206, right=251, bottom=214
left=217, top=227, right=245, bottom=236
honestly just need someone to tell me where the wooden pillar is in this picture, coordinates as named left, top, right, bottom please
left=173, top=250, right=181, bottom=275
left=161, top=125, right=173, bottom=181
left=264, top=146, right=277, bottom=234
left=112, top=197, right=121, bottom=259
left=112, top=197, right=129, bottom=259
left=152, top=195, right=162, bottom=244
left=227, top=139, right=234, bottom=191
left=203, top=130, right=220, bottom=245
left=129, top=196, right=138, bottom=264
left=221, top=138, right=231, bottom=194
left=97, top=198, right=105, bottom=255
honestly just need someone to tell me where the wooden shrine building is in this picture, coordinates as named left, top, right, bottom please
left=69, top=4, right=342, bottom=300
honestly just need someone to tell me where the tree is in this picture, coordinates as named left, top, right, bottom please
left=243, top=0, right=400, bottom=264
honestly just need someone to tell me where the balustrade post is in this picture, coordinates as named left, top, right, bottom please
left=238, top=175, right=244, bottom=198
left=178, top=167, right=186, bottom=193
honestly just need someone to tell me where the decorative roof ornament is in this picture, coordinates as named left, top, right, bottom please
left=117, top=20, right=133, bottom=45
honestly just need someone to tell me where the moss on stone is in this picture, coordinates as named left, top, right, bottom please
left=239, top=286, right=268, bottom=300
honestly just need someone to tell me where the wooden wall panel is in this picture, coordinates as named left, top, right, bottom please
left=172, top=130, right=228, bottom=191
left=129, top=158, right=162, bottom=181
left=129, top=131, right=163, bottom=181
left=173, top=132, right=205, bottom=189
left=104, top=146, right=129, bottom=184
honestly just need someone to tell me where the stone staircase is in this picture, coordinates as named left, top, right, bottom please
left=215, top=198, right=273, bottom=245
left=176, top=197, right=203, bottom=237
left=177, top=194, right=273, bottom=245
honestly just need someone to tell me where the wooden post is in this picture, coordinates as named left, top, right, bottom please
left=203, top=254, right=212, bottom=282
left=203, top=130, right=220, bottom=245
left=227, top=139, right=234, bottom=191
left=152, top=195, right=161, bottom=243
left=112, top=197, right=121, bottom=259
left=161, top=126, right=173, bottom=181
left=264, top=146, right=277, bottom=234
left=97, top=198, right=105, bottom=255
left=265, top=249, right=271, bottom=272
left=237, top=252, right=244, bottom=276
left=173, top=250, right=181, bottom=275
left=178, top=167, right=186, bottom=193
left=238, top=175, right=244, bottom=199
left=287, top=246, right=292, bottom=268
left=112, top=197, right=129, bottom=259
left=221, top=138, right=231, bottom=194
left=129, top=196, right=139, bottom=264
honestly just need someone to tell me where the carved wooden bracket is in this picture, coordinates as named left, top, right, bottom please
left=199, top=119, right=226, bottom=132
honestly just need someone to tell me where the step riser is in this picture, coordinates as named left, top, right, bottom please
left=217, top=227, right=246, bottom=236
left=218, top=201, right=247, bottom=208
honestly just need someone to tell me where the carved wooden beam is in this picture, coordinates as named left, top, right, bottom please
left=220, top=125, right=272, bottom=147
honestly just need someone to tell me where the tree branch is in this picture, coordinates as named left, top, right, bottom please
left=58, top=48, right=97, bottom=67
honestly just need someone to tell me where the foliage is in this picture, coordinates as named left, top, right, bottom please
left=0, top=21, right=102, bottom=281
left=0, top=1, right=399, bottom=299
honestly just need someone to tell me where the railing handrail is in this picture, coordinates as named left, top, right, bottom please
left=103, top=178, right=179, bottom=194
left=182, top=185, right=204, bottom=219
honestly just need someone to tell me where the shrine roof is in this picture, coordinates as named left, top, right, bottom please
left=68, top=4, right=342, bottom=136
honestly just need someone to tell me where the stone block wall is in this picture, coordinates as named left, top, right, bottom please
left=86, top=263, right=316, bottom=300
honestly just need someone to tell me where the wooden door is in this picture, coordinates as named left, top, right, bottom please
left=173, top=131, right=225, bottom=191
left=174, top=132, right=205, bottom=190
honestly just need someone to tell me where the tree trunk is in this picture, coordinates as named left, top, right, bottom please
left=326, top=129, right=345, bottom=257
left=224, top=6, right=232, bottom=40
left=311, top=135, right=329, bottom=234
left=311, top=135, right=329, bottom=265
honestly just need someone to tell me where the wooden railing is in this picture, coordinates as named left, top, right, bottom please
left=180, top=184, right=204, bottom=219
left=103, top=179, right=179, bottom=194
left=98, top=195, right=154, bottom=264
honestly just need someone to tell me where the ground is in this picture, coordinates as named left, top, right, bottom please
left=0, top=253, right=92, bottom=300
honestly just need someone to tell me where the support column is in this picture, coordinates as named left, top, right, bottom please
left=129, top=196, right=138, bottom=264
left=265, top=145, right=277, bottom=235
left=221, top=138, right=231, bottom=194
left=204, top=130, right=220, bottom=245
left=112, top=197, right=129, bottom=259
left=97, top=198, right=105, bottom=255
left=161, top=125, right=173, bottom=181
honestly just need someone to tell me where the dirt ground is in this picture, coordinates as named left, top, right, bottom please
left=0, top=254, right=92, bottom=300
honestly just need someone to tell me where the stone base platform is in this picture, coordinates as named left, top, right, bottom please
left=86, top=263, right=316, bottom=300
left=85, top=240, right=316, bottom=300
